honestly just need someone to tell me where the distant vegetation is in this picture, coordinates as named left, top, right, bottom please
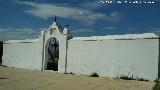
left=115, top=73, right=149, bottom=81
left=89, top=72, right=99, bottom=77
left=64, top=72, right=74, bottom=75
left=0, top=41, right=3, bottom=65
left=153, top=78, right=160, bottom=90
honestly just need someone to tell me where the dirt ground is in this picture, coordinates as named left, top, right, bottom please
left=0, top=66, right=155, bottom=90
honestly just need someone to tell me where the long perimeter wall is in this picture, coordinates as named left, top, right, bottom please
left=2, top=41, right=42, bottom=70
left=67, top=39, right=159, bottom=80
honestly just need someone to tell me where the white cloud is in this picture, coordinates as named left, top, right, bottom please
left=0, top=28, right=10, bottom=33
left=127, top=27, right=137, bottom=30
left=104, top=26, right=116, bottom=30
left=128, top=27, right=160, bottom=35
left=80, top=1, right=102, bottom=10
left=72, top=26, right=117, bottom=34
left=148, top=27, right=160, bottom=35
left=80, top=0, right=115, bottom=10
left=109, top=12, right=124, bottom=22
left=0, top=28, right=40, bottom=41
left=15, top=1, right=123, bottom=24
left=72, top=29, right=96, bottom=33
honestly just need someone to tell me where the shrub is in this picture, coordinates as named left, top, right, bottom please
left=90, top=72, right=99, bottom=77
left=115, top=73, right=149, bottom=81
left=137, top=78, right=149, bottom=82
left=0, top=77, right=7, bottom=79
left=119, top=74, right=135, bottom=80
left=64, top=72, right=74, bottom=75
left=153, top=78, right=160, bottom=90
left=2, top=65, right=7, bottom=67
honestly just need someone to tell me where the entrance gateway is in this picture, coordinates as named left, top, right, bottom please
left=40, top=21, right=72, bottom=72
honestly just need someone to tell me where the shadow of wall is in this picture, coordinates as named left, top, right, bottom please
left=158, top=37, right=160, bottom=78
left=0, top=41, right=3, bottom=65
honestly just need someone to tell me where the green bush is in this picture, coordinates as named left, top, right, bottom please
left=119, top=74, right=135, bottom=80
left=65, top=72, right=74, bottom=75
left=153, top=78, right=160, bottom=90
left=90, top=72, right=99, bottom=77
left=137, top=78, right=149, bottom=82
left=115, top=73, right=149, bottom=81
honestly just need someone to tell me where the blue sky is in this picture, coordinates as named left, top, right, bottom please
left=0, top=0, right=160, bottom=41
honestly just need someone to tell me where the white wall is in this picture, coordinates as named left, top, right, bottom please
left=67, top=39, right=159, bottom=80
left=2, top=41, right=42, bottom=70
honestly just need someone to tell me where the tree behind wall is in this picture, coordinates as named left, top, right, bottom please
left=0, top=41, right=3, bottom=65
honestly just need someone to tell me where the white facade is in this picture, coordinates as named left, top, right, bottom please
left=2, top=21, right=160, bottom=81
left=67, top=39, right=159, bottom=80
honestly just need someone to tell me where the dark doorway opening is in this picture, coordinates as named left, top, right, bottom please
left=47, top=38, right=59, bottom=71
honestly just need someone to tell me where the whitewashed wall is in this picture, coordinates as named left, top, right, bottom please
left=67, top=39, right=159, bottom=80
left=2, top=41, right=42, bottom=70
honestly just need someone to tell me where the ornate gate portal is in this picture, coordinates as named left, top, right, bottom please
left=41, top=20, right=72, bottom=72
left=47, top=37, right=59, bottom=70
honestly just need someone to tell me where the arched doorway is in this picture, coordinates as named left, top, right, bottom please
left=41, top=21, right=70, bottom=72
left=45, top=37, right=59, bottom=71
